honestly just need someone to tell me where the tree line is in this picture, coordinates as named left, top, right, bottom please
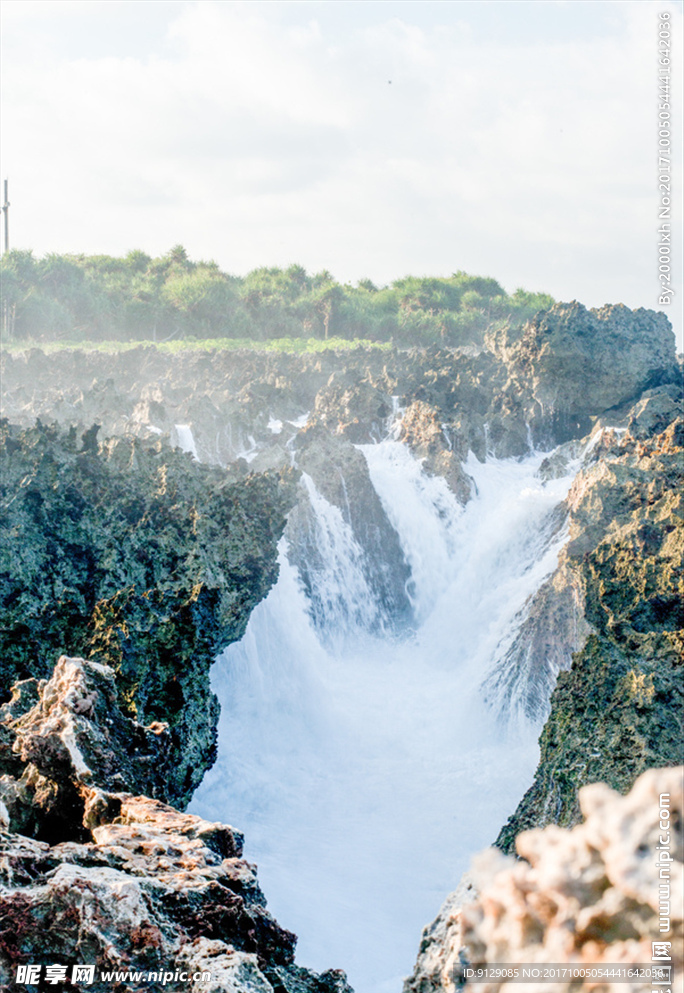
left=0, top=245, right=554, bottom=346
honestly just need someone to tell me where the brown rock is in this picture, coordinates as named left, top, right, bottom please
left=399, top=402, right=474, bottom=504
left=0, top=657, right=354, bottom=992
left=0, top=657, right=173, bottom=842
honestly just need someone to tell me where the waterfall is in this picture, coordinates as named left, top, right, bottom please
left=191, top=441, right=579, bottom=993
left=174, top=423, right=199, bottom=460
left=360, top=442, right=464, bottom=623
left=295, top=473, right=385, bottom=641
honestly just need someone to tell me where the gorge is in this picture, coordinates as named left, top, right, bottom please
left=0, top=300, right=682, bottom=991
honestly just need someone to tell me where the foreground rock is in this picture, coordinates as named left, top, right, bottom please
left=0, top=656, right=173, bottom=842
left=0, top=421, right=297, bottom=808
left=0, top=657, right=352, bottom=993
left=405, top=765, right=683, bottom=992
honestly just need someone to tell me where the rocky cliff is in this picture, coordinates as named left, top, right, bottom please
left=496, top=395, right=683, bottom=846
left=2, top=303, right=677, bottom=471
left=406, top=389, right=683, bottom=988
left=1, top=299, right=681, bottom=989
left=0, top=420, right=297, bottom=809
left=489, top=303, right=677, bottom=447
left=0, top=656, right=352, bottom=992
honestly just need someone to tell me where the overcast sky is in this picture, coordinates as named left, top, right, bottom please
left=1, top=0, right=682, bottom=345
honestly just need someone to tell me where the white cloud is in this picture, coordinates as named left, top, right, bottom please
left=0, top=0, right=681, bottom=343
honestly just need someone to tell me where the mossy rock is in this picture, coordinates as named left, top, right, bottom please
left=496, top=632, right=683, bottom=851
left=0, top=419, right=297, bottom=807
left=497, top=416, right=684, bottom=852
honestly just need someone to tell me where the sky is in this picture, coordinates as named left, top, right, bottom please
left=1, top=0, right=682, bottom=346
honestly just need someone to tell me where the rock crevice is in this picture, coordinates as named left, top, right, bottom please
left=0, top=656, right=352, bottom=993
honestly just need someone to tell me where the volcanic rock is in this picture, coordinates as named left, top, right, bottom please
left=405, top=765, right=683, bottom=993
left=496, top=410, right=683, bottom=845
left=499, top=302, right=678, bottom=448
left=0, top=656, right=353, bottom=993
left=398, top=401, right=474, bottom=504
left=0, top=656, right=174, bottom=841
left=312, top=370, right=393, bottom=443
left=0, top=421, right=297, bottom=808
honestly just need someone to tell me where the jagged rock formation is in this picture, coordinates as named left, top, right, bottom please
left=2, top=304, right=676, bottom=471
left=0, top=656, right=352, bottom=993
left=398, top=402, right=474, bottom=505
left=0, top=421, right=297, bottom=808
left=0, top=347, right=381, bottom=464
left=480, top=558, right=589, bottom=726
left=467, top=766, right=684, bottom=987
left=312, top=369, right=393, bottom=444
left=408, top=390, right=683, bottom=987
left=480, top=395, right=682, bottom=726
left=403, top=877, right=478, bottom=993
left=496, top=403, right=683, bottom=846
left=0, top=656, right=173, bottom=842
left=480, top=382, right=683, bottom=731
left=405, top=765, right=683, bottom=993
left=489, top=303, right=678, bottom=447
left=1, top=301, right=681, bottom=988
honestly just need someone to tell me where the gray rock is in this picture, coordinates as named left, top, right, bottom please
left=502, top=302, right=678, bottom=447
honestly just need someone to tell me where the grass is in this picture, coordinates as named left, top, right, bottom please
left=1, top=335, right=394, bottom=355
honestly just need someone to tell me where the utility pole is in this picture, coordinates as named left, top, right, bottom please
left=2, top=179, right=8, bottom=253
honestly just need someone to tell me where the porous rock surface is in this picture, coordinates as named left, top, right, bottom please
left=398, top=401, right=474, bottom=505
left=490, top=303, right=678, bottom=446
left=0, top=656, right=172, bottom=842
left=405, top=765, right=683, bottom=993
left=0, top=420, right=297, bottom=808
left=0, top=656, right=352, bottom=993
left=496, top=406, right=683, bottom=845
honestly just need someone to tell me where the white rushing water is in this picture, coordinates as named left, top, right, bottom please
left=191, top=440, right=579, bottom=992
left=174, top=423, right=199, bottom=460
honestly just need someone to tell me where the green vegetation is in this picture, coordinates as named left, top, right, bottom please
left=0, top=245, right=554, bottom=347
left=0, top=335, right=393, bottom=355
